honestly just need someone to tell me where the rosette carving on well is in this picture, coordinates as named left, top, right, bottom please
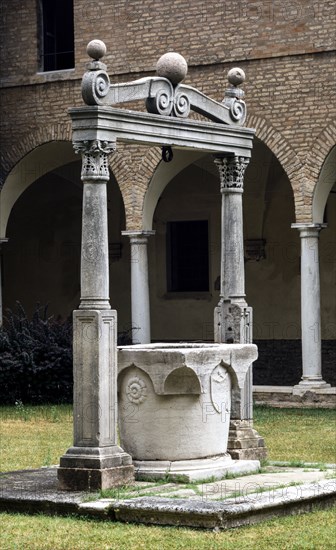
left=126, top=376, right=148, bottom=404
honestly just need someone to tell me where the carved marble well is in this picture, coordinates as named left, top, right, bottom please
left=118, top=343, right=259, bottom=480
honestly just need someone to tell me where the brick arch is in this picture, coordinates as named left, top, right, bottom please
left=141, top=110, right=304, bottom=188
left=246, top=114, right=303, bottom=182
left=0, top=122, right=72, bottom=187
left=146, top=113, right=306, bottom=222
left=119, top=111, right=304, bottom=230
left=191, top=110, right=303, bottom=187
left=0, top=126, right=161, bottom=233
left=110, top=144, right=162, bottom=230
left=304, top=123, right=336, bottom=191
left=246, top=113, right=312, bottom=222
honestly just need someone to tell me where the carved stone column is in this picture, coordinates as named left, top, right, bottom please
left=214, top=155, right=266, bottom=460
left=122, top=230, right=155, bottom=344
left=214, top=155, right=247, bottom=308
left=58, top=139, right=134, bottom=491
left=292, top=223, right=330, bottom=394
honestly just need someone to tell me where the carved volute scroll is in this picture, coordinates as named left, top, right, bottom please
left=81, top=40, right=247, bottom=126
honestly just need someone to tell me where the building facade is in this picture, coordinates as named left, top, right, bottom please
left=0, top=1, right=335, bottom=388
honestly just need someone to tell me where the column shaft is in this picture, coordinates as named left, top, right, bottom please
left=221, top=189, right=246, bottom=302
left=80, top=182, right=110, bottom=309
left=214, top=155, right=249, bottom=345
left=123, top=231, right=155, bottom=344
left=292, top=224, right=330, bottom=390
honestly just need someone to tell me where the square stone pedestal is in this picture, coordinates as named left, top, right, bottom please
left=227, top=420, right=267, bottom=461
left=58, top=446, right=134, bottom=491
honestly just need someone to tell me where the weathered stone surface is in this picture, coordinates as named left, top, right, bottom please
left=133, top=457, right=260, bottom=482
left=113, top=480, right=336, bottom=529
left=70, top=107, right=255, bottom=156
left=58, top=308, right=134, bottom=490
left=118, top=343, right=257, bottom=465
left=59, top=445, right=133, bottom=469
left=86, top=39, right=107, bottom=61
left=0, top=468, right=87, bottom=515
left=1, top=467, right=335, bottom=530
left=156, top=52, right=188, bottom=85
left=72, top=310, right=118, bottom=448
left=58, top=465, right=135, bottom=491
left=57, top=117, right=135, bottom=492
left=228, top=420, right=267, bottom=460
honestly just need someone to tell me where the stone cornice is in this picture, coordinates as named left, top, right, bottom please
left=69, top=106, right=255, bottom=157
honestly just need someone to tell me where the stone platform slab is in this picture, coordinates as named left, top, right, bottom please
left=1, top=465, right=335, bottom=530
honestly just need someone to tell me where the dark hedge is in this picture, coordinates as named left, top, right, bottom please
left=0, top=303, right=73, bottom=404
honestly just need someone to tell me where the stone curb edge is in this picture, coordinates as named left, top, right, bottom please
left=1, top=479, right=335, bottom=530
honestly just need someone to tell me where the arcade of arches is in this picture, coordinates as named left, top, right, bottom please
left=0, top=140, right=335, bottom=387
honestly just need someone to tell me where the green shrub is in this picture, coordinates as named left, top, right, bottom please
left=0, top=303, right=134, bottom=405
left=0, top=302, right=73, bottom=404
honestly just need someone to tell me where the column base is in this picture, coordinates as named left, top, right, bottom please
left=133, top=455, right=260, bottom=483
left=58, top=446, right=134, bottom=491
left=227, top=420, right=267, bottom=461
left=293, top=378, right=331, bottom=396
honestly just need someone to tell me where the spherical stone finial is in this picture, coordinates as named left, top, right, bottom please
left=156, top=52, right=188, bottom=85
left=227, top=67, right=246, bottom=87
left=87, top=39, right=107, bottom=61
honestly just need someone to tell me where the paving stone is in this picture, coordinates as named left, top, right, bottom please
left=1, top=467, right=335, bottom=530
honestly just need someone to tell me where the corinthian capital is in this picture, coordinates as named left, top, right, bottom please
left=73, top=139, right=116, bottom=181
left=214, top=155, right=249, bottom=192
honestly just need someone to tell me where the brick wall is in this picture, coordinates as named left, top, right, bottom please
left=0, top=2, right=334, bottom=388
left=1, top=1, right=335, bottom=227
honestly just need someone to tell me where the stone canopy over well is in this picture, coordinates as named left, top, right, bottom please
left=58, top=40, right=267, bottom=490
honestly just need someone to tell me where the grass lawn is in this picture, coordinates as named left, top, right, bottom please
left=1, top=507, right=335, bottom=550
left=1, top=404, right=335, bottom=549
left=254, top=406, right=336, bottom=464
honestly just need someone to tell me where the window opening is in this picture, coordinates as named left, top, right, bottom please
left=166, top=220, right=209, bottom=292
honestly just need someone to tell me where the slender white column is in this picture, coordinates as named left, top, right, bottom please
left=292, top=223, right=330, bottom=391
left=122, top=230, right=155, bottom=344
